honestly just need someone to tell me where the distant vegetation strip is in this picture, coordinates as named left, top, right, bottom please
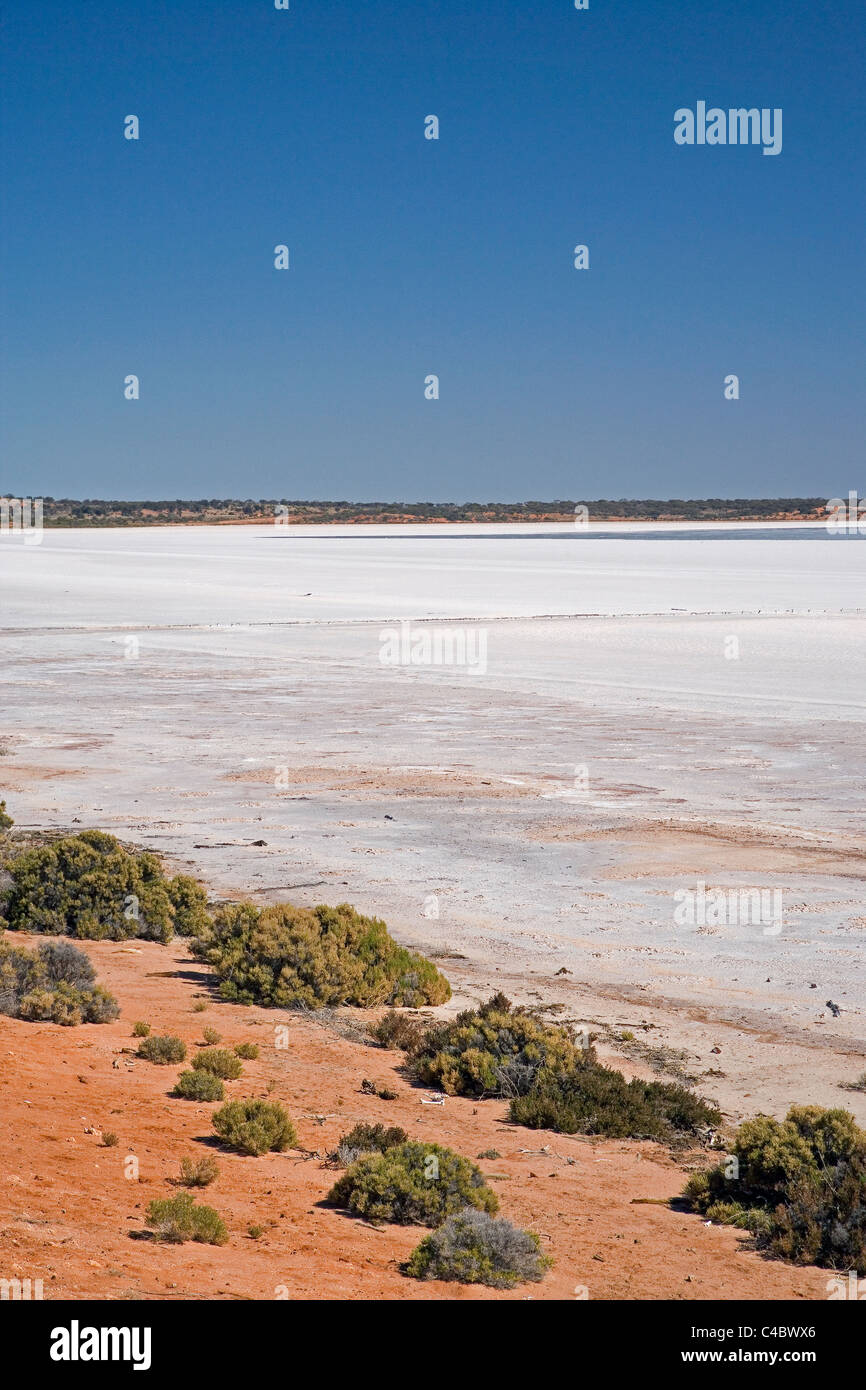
left=2, top=497, right=829, bottom=526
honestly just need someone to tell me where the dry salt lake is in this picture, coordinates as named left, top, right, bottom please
left=1, top=521, right=865, bottom=1118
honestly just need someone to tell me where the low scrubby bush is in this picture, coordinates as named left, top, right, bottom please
left=511, top=1065, right=721, bottom=1141
left=327, top=1141, right=498, bottom=1226
left=173, top=1069, right=224, bottom=1102
left=201, top=1026, right=222, bottom=1045
left=0, top=801, right=13, bottom=831
left=1, top=830, right=210, bottom=943
left=192, top=1047, right=242, bottom=1080
left=409, top=993, right=581, bottom=1098
left=191, top=901, right=450, bottom=1009
left=212, top=1099, right=297, bottom=1155
left=145, top=1191, right=227, bottom=1245
left=368, top=1010, right=428, bottom=1053
left=133, top=1020, right=151, bottom=1038
left=330, top=1122, right=408, bottom=1167
left=407, top=1210, right=551, bottom=1287
left=179, top=1155, right=220, bottom=1187
left=137, top=1034, right=187, bottom=1065
left=684, top=1106, right=866, bottom=1272
left=0, top=938, right=119, bottom=1025
left=234, top=1042, right=259, bottom=1060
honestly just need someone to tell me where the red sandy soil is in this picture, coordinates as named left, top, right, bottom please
left=0, top=934, right=829, bottom=1302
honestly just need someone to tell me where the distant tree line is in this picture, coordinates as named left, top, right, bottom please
left=0, top=496, right=829, bottom=525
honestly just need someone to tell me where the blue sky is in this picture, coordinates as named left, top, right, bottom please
left=1, top=0, right=863, bottom=501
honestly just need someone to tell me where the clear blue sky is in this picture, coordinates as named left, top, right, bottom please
left=1, top=0, right=863, bottom=501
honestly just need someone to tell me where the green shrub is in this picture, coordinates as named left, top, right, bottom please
left=179, top=1155, right=220, bottom=1187
left=407, top=1210, right=551, bottom=1287
left=192, top=1048, right=242, bottom=1080
left=132, top=1021, right=151, bottom=1038
left=509, top=1064, right=720, bottom=1140
left=248, top=1224, right=264, bottom=1239
left=330, top=1122, right=408, bottom=1167
left=2, top=830, right=210, bottom=943
left=0, top=939, right=119, bottom=1026
left=234, top=1042, right=259, bottom=1060
left=145, top=1191, right=227, bottom=1245
left=685, top=1106, right=866, bottom=1272
left=368, top=1010, right=428, bottom=1053
left=101, top=1132, right=119, bottom=1147
left=327, top=1141, right=498, bottom=1226
left=172, top=1069, right=225, bottom=1102
left=137, top=1034, right=187, bottom=1065
left=201, top=1026, right=222, bottom=1045
left=410, top=993, right=581, bottom=1098
left=167, top=875, right=212, bottom=938
left=191, top=900, right=450, bottom=1009
left=0, top=800, right=13, bottom=831
left=212, top=1099, right=297, bottom=1155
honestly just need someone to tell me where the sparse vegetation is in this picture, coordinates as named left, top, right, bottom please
left=172, top=1069, right=225, bottom=1102
left=132, top=1020, right=151, bottom=1038
left=684, top=1106, right=866, bottom=1273
left=137, top=1034, right=187, bottom=1065
left=0, top=801, right=13, bottom=831
left=327, top=1141, right=498, bottom=1226
left=248, top=1224, right=264, bottom=1239
left=179, top=1155, right=220, bottom=1187
left=0, top=938, right=119, bottom=1025
left=101, top=1132, right=119, bottom=1147
left=329, top=1123, right=408, bottom=1167
left=839, top=1072, right=866, bottom=1093
left=191, top=900, right=450, bottom=1009
left=212, top=1099, right=297, bottom=1156
left=234, top=1042, right=259, bottom=1060
left=1, top=830, right=210, bottom=943
left=407, top=1210, right=551, bottom=1287
left=201, top=1026, right=222, bottom=1045
left=192, top=1048, right=243, bottom=1080
left=404, top=994, right=718, bottom=1140
left=145, top=1191, right=228, bottom=1245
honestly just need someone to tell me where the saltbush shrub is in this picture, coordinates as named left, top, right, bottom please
left=191, top=901, right=450, bottom=1009
left=327, top=1141, right=498, bottom=1226
left=179, top=1155, right=220, bottom=1187
left=330, top=1122, right=408, bottom=1167
left=511, top=1065, right=721, bottom=1141
left=0, top=939, right=119, bottom=1025
left=192, top=1048, right=243, bottom=1080
left=145, top=1191, right=227, bottom=1245
left=407, top=1210, right=551, bottom=1287
left=1, top=831, right=211, bottom=943
left=0, top=801, right=13, bottom=831
left=201, top=1026, right=221, bottom=1045
left=234, top=1042, right=259, bottom=1060
left=368, top=1010, right=428, bottom=1053
left=212, top=1099, right=297, bottom=1155
left=133, top=1020, right=151, bottom=1038
left=684, top=1105, right=866, bottom=1272
left=173, top=1069, right=225, bottom=1102
left=137, top=1034, right=187, bottom=1065
left=409, top=993, right=580, bottom=1098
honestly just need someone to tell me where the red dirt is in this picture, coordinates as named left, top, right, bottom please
left=0, top=934, right=828, bottom=1301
